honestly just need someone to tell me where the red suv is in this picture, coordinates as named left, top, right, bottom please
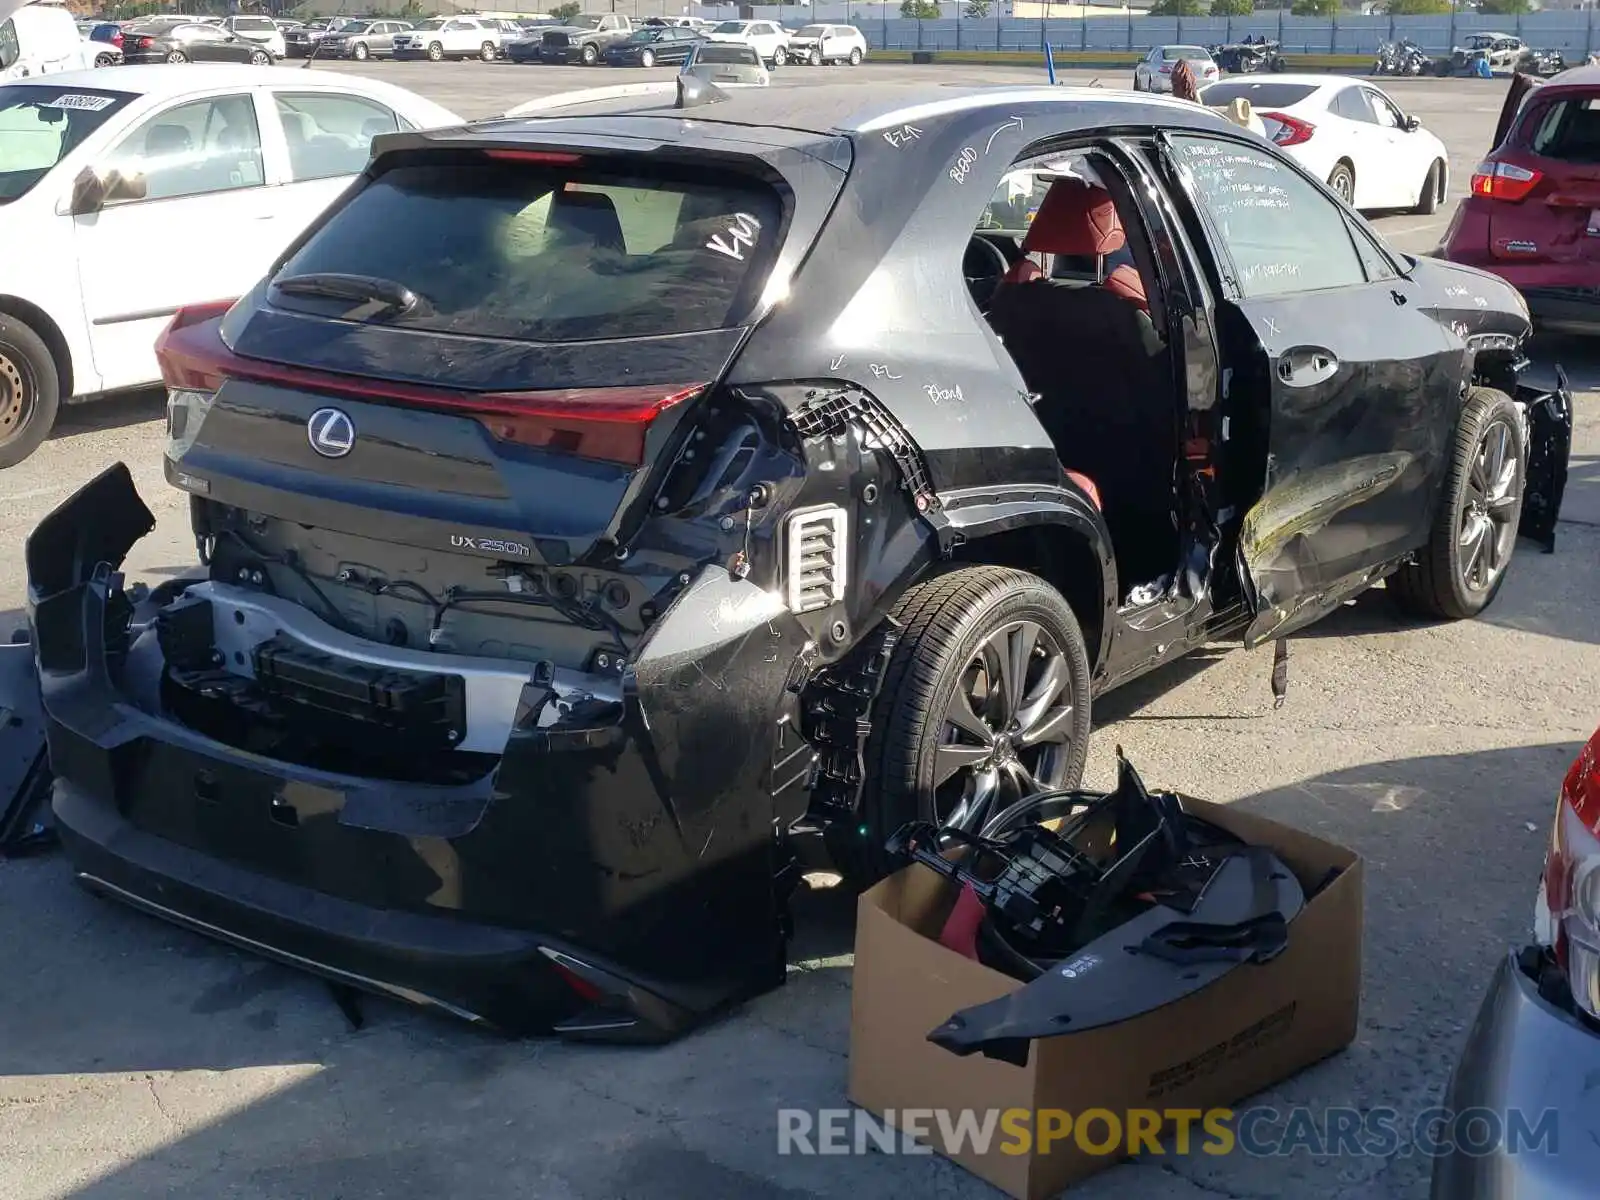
left=1439, top=67, right=1600, bottom=333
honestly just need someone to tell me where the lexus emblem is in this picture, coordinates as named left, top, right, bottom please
left=307, top=408, right=355, bottom=459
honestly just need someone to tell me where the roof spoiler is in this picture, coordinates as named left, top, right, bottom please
left=500, top=75, right=729, bottom=119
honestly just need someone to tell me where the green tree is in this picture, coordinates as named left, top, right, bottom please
left=549, top=1, right=582, bottom=20
left=1387, top=0, right=1450, bottom=12
left=1289, top=0, right=1337, bottom=14
left=1478, top=0, right=1531, bottom=13
left=1210, top=0, right=1252, bottom=14
left=1148, top=0, right=1205, bottom=14
left=963, top=0, right=991, bottom=16
left=900, top=0, right=940, bottom=16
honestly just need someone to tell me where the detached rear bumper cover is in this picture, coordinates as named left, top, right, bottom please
left=19, top=463, right=796, bottom=1041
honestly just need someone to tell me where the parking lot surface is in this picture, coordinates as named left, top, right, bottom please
left=2, top=62, right=1598, bottom=1200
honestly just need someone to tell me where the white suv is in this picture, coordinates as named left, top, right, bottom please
left=391, top=17, right=502, bottom=62
left=706, top=19, right=788, bottom=67
left=785, top=23, right=866, bottom=67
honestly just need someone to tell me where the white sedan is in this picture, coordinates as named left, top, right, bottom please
left=0, top=64, right=460, bottom=467
left=1199, top=74, right=1449, bottom=215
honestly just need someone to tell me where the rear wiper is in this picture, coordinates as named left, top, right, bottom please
left=271, top=273, right=434, bottom=319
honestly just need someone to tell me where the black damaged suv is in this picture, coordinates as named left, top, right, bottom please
left=14, top=79, right=1572, bottom=1041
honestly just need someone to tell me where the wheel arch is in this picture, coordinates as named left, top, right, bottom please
left=0, top=295, right=74, bottom=400
left=940, top=497, right=1117, bottom=673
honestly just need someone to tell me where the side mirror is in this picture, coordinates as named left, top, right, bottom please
left=1404, top=115, right=1422, bottom=132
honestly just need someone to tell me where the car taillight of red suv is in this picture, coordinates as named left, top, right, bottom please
left=1535, top=725, right=1600, bottom=1020
left=1439, top=82, right=1600, bottom=330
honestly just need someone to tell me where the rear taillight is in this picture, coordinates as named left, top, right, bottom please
left=1262, top=111, right=1314, bottom=147
left=1537, top=726, right=1600, bottom=1021
left=112, top=31, right=123, bottom=48
left=154, top=306, right=703, bottom=467
left=1471, top=160, right=1544, bottom=202
left=1159, top=64, right=1172, bottom=74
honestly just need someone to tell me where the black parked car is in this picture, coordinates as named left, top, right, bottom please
left=602, top=25, right=705, bottom=67
left=121, top=21, right=275, bottom=65
left=9, top=79, right=1571, bottom=1044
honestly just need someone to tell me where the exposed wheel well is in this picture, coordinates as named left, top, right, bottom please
left=0, top=295, right=73, bottom=400
left=1433, top=158, right=1448, bottom=201
left=948, top=525, right=1109, bottom=670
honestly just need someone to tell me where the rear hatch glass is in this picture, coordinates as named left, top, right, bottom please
left=267, top=154, right=783, bottom=343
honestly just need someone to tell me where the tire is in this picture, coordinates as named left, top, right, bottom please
left=773, top=47, right=786, bottom=67
left=825, top=565, right=1093, bottom=884
left=95, top=52, right=115, bottom=68
left=810, top=47, right=822, bottom=66
left=427, top=41, right=443, bottom=61
left=1390, top=388, right=1526, bottom=621
left=848, top=46, right=862, bottom=66
left=640, top=48, right=654, bottom=67
left=249, top=49, right=270, bottom=66
left=352, top=41, right=369, bottom=60
left=1327, top=160, right=1355, bottom=205
left=166, top=49, right=188, bottom=63
left=479, top=41, right=495, bottom=61
left=1413, top=160, right=1443, bottom=214
left=581, top=42, right=598, bottom=65
left=0, top=315, right=62, bottom=470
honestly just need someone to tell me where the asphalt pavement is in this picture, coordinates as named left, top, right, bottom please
left=2, top=62, right=1598, bottom=1200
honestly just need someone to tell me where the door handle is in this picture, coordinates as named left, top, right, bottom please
left=1276, top=346, right=1340, bottom=388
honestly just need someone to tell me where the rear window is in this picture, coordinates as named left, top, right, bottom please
left=694, top=42, right=759, bottom=64
left=796, top=25, right=827, bottom=37
left=1163, top=46, right=1208, bottom=61
left=1200, top=81, right=1319, bottom=108
left=1527, top=96, right=1600, bottom=163
left=232, top=17, right=275, bottom=31
left=271, top=158, right=783, bottom=342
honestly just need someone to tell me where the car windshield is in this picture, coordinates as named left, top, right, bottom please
left=570, top=15, right=604, bottom=28
left=713, top=21, right=747, bottom=33
left=1163, top=46, right=1208, bottom=60
left=271, top=159, right=784, bottom=342
left=796, top=25, right=827, bottom=36
left=1200, top=80, right=1319, bottom=107
left=0, top=86, right=134, bottom=206
left=413, top=19, right=446, bottom=31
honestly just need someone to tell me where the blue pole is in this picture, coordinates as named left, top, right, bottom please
left=1046, top=38, right=1057, bottom=84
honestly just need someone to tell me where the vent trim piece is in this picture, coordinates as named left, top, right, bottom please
left=785, top=504, right=848, bottom=614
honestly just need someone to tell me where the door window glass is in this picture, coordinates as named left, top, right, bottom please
left=1168, top=134, right=1365, bottom=297
left=1365, top=89, right=1402, bottom=129
left=105, top=94, right=264, bottom=203
left=275, top=92, right=397, bottom=182
left=1332, top=87, right=1376, bottom=123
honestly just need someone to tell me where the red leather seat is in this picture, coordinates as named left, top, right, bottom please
left=1000, top=177, right=1149, bottom=313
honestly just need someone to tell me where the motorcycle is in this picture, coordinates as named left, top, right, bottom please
left=1373, top=39, right=1427, bottom=76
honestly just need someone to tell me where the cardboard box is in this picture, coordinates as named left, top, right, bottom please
left=847, top=796, right=1362, bottom=1200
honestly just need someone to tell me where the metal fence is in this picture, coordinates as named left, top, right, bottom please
left=647, top=8, right=1600, bottom=60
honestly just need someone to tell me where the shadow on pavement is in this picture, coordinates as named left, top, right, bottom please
left=0, top=741, right=1574, bottom=1200
left=50, top=388, right=165, bottom=448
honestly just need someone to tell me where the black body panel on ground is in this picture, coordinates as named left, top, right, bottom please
left=8, top=81, right=1574, bottom=1041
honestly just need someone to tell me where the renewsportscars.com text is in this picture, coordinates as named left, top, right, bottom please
left=777, top=1106, right=1559, bottom=1158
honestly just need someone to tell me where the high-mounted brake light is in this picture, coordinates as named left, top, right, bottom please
left=1261, top=111, right=1314, bottom=147
left=153, top=310, right=702, bottom=467
left=483, top=149, right=585, bottom=166
left=1471, top=160, right=1543, bottom=202
left=1537, top=726, right=1600, bottom=1021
